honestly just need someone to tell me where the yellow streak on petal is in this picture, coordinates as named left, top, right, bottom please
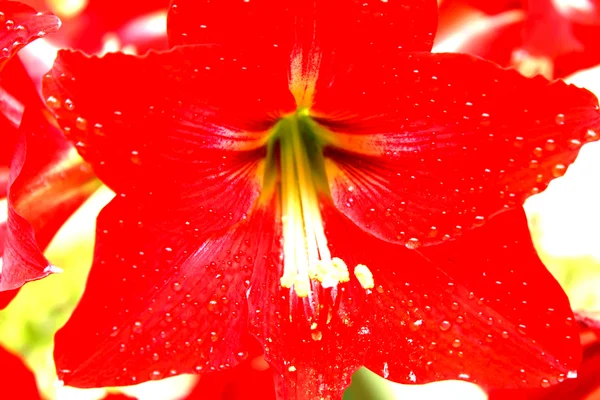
left=289, top=45, right=321, bottom=108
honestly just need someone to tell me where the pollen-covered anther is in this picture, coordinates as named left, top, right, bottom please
left=354, top=264, right=375, bottom=289
left=310, top=257, right=351, bottom=288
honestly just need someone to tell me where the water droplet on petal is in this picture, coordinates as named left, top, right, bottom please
left=405, top=238, right=421, bottom=249
left=149, top=370, right=162, bottom=380
left=75, top=117, right=88, bottom=130
left=130, top=150, right=142, bottom=165
left=439, top=320, right=452, bottom=331
left=132, top=321, right=143, bottom=334
left=569, top=139, right=582, bottom=150
left=552, top=163, right=566, bottom=178
left=64, top=98, right=74, bottom=111
left=541, top=378, right=550, bottom=388
left=46, top=96, right=60, bottom=109
left=172, top=282, right=182, bottom=292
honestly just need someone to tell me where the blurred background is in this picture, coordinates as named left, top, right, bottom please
left=2, top=0, right=600, bottom=398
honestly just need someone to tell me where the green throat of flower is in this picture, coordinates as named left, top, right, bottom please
left=263, top=108, right=374, bottom=299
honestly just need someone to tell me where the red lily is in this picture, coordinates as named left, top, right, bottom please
left=0, top=2, right=99, bottom=300
left=42, top=0, right=600, bottom=398
left=436, top=0, right=600, bottom=78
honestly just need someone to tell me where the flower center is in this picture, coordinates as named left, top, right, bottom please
left=267, top=109, right=374, bottom=298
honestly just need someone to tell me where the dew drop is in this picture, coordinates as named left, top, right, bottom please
left=452, top=339, right=462, bottom=348
left=405, top=237, right=421, bottom=249
left=93, top=123, right=105, bottom=136
left=210, top=332, right=219, bottom=342
left=545, top=139, right=556, bottom=151
left=552, top=163, right=566, bottom=178
left=555, top=114, right=565, bottom=125
left=439, top=320, right=452, bottom=331
left=473, top=216, right=485, bottom=227
left=75, top=116, right=88, bottom=130
left=501, top=331, right=509, bottom=339
left=152, top=353, right=160, bottom=361
left=171, top=282, right=182, bottom=292
left=130, top=150, right=142, bottom=165
left=569, top=139, right=582, bottom=150
left=132, top=321, right=143, bottom=334
left=46, top=96, right=60, bottom=109
left=149, top=370, right=162, bottom=380
left=409, top=319, right=422, bottom=331
left=64, top=98, right=74, bottom=111
left=586, top=130, right=598, bottom=141
left=541, top=378, right=550, bottom=388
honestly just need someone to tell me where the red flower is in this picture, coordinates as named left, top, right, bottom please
left=436, top=0, right=600, bottom=78
left=0, top=2, right=99, bottom=301
left=42, top=1, right=600, bottom=398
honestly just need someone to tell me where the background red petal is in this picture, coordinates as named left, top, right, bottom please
left=1, top=107, right=99, bottom=291
left=0, top=1, right=60, bottom=70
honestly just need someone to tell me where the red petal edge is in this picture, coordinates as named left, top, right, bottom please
left=0, top=107, right=99, bottom=291
left=0, top=1, right=60, bottom=71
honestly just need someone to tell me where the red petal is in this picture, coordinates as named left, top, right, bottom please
left=0, top=1, right=60, bottom=70
left=167, top=0, right=437, bottom=98
left=43, top=47, right=292, bottom=232
left=489, top=325, right=600, bottom=399
left=1, top=107, right=99, bottom=291
left=185, top=344, right=276, bottom=400
left=0, top=56, right=39, bottom=196
left=54, top=200, right=276, bottom=388
left=0, top=345, right=41, bottom=400
left=434, top=10, right=525, bottom=67
left=321, top=205, right=580, bottom=389
left=522, top=0, right=584, bottom=59
left=316, top=52, right=600, bottom=247
left=64, top=0, right=166, bottom=53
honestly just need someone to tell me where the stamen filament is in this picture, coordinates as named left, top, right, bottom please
left=275, top=111, right=372, bottom=299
